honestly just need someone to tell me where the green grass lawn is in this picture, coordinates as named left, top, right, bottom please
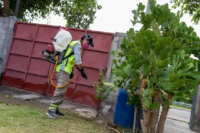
left=0, top=103, right=109, bottom=133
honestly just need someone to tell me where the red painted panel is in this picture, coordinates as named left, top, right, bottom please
left=87, top=31, right=113, bottom=52
left=10, top=39, right=32, bottom=55
left=15, top=23, right=37, bottom=40
left=82, top=50, right=108, bottom=70
left=7, top=54, right=29, bottom=71
left=2, top=70, right=24, bottom=88
left=47, top=79, right=57, bottom=97
left=36, top=26, right=59, bottom=43
left=73, top=84, right=100, bottom=107
left=27, top=58, right=50, bottom=76
left=68, top=29, right=85, bottom=40
left=24, top=74, right=48, bottom=94
left=65, top=83, right=75, bottom=100
left=76, top=68, right=101, bottom=86
left=32, top=42, right=51, bottom=58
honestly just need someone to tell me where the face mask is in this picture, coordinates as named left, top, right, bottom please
left=82, top=44, right=88, bottom=49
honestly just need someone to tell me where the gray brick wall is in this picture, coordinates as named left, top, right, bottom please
left=0, top=16, right=17, bottom=76
left=99, top=32, right=127, bottom=117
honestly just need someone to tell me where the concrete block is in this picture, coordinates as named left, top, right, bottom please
left=75, top=108, right=98, bottom=120
left=3, top=17, right=10, bottom=23
left=0, top=29, right=6, bottom=34
left=0, top=46, right=3, bottom=52
left=0, top=35, right=5, bottom=40
left=113, top=36, right=119, bottom=42
left=0, top=22, right=3, bottom=28
left=12, top=94, right=43, bottom=101
left=115, top=32, right=127, bottom=37
left=0, top=40, right=4, bottom=46
left=105, top=41, right=118, bottom=81
left=4, top=34, right=11, bottom=42
left=0, top=17, right=4, bottom=22
left=119, top=36, right=125, bottom=43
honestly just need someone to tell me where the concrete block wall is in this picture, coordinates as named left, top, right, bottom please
left=0, top=16, right=17, bottom=76
left=99, top=32, right=127, bottom=117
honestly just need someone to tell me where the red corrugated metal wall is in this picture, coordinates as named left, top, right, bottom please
left=1, top=22, right=113, bottom=108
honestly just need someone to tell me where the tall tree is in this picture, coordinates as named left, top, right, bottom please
left=171, top=0, right=200, bottom=24
left=95, top=0, right=200, bottom=133
left=0, top=0, right=101, bottom=29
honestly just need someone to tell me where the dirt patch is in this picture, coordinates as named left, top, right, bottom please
left=0, top=92, right=49, bottom=110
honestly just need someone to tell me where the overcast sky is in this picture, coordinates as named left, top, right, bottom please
left=33, top=0, right=200, bottom=35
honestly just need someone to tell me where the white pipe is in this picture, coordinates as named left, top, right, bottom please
left=133, top=107, right=137, bottom=133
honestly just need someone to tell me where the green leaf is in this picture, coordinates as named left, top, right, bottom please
left=132, top=10, right=137, bottom=14
left=113, top=59, right=118, bottom=66
left=161, top=21, right=168, bottom=30
left=98, top=79, right=101, bottom=83
left=173, top=91, right=185, bottom=97
left=159, top=89, right=168, bottom=99
left=108, top=88, right=114, bottom=93
left=101, top=94, right=107, bottom=101
left=124, top=65, right=134, bottom=76
left=149, top=103, right=159, bottom=109
left=180, top=50, right=185, bottom=60
left=186, top=79, right=198, bottom=87
left=104, top=82, right=115, bottom=87
left=159, top=83, right=174, bottom=90
left=121, top=61, right=127, bottom=69
left=160, top=47, right=171, bottom=60
left=169, top=73, right=175, bottom=81
left=149, top=0, right=156, bottom=10
left=138, top=3, right=145, bottom=11
left=185, top=72, right=200, bottom=79
left=111, top=50, right=116, bottom=56
left=174, top=79, right=185, bottom=88
left=114, top=69, right=128, bottom=77
left=95, top=94, right=100, bottom=99
left=143, top=89, right=149, bottom=97
left=186, top=39, right=190, bottom=45
left=152, top=69, right=163, bottom=76
left=144, top=97, right=150, bottom=108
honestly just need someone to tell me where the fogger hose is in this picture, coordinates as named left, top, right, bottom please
left=50, top=55, right=79, bottom=88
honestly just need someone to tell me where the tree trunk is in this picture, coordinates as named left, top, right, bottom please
left=149, top=91, right=161, bottom=133
left=1, top=0, right=10, bottom=17
left=156, top=94, right=173, bottom=133
left=140, top=78, right=151, bottom=133
left=156, top=105, right=169, bottom=133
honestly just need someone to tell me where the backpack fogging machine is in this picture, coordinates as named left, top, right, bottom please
left=42, top=27, right=72, bottom=64
left=41, top=27, right=79, bottom=88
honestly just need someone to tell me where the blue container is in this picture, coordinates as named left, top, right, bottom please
left=113, top=88, right=135, bottom=128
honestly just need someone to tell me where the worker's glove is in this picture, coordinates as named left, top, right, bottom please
left=70, top=72, right=74, bottom=79
left=76, top=66, right=87, bottom=79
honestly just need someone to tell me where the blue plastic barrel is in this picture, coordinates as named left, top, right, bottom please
left=113, top=88, right=135, bottom=128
